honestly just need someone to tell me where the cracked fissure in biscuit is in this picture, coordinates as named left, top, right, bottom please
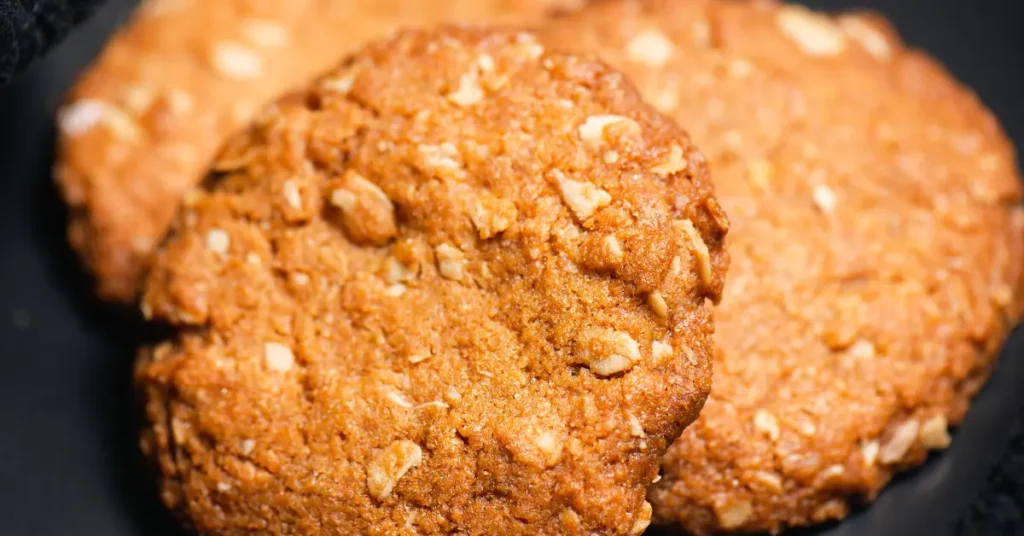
left=136, top=27, right=727, bottom=535
left=543, top=0, right=1024, bottom=533
left=54, top=0, right=583, bottom=302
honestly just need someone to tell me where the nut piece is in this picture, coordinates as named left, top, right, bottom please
left=604, top=329, right=642, bottom=360
left=59, top=100, right=140, bottom=139
left=210, top=42, right=263, bottom=79
left=651, top=144, right=688, bottom=176
left=880, top=420, right=920, bottom=464
left=812, top=184, right=837, bottom=213
left=590, top=354, right=633, bottom=376
left=919, top=414, right=952, bottom=450
left=674, top=219, right=713, bottom=286
left=776, top=5, right=846, bottom=57
left=839, top=16, right=891, bottom=60
left=714, top=499, right=753, bottom=529
left=434, top=243, right=467, bottom=281
left=578, top=115, right=639, bottom=144
left=419, top=143, right=462, bottom=175
left=282, top=180, right=302, bottom=210
left=626, top=29, right=674, bottom=68
left=648, top=291, right=669, bottom=318
left=409, top=353, right=431, bottom=364
left=500, top=419, right=565, bottom=469
left=849, top=339, right=877, bottom=359
left=385, top=389, right=414, bottom=408
left=475, top=54, right=495, bottom=72
left=205, top=229, right=231, bottom=255
left=514, top=32, right=545, bottom=60
left=861, top=439, right=880, bottom=466
left=384, top=284, right=407, bottom=298
left=816, top=464, right=846, bottom=485
left=366, top=440, right=423, bottom=501
left=729, top=59, right=754, bottom=78
left=651, top=340, right=673, bottom=364
left=385, top=257, right=417, bottom=284
left=581, top=327, right=642, bottom=377
left=749, top=470, right=784, bottom=494
left=553, top=169, right=612, bottom=222
left=993, top=284, right=1014, bottom=308
left=627, top=413, right=645, bottom=437
left=264, top=342, right=295, bottom=372
left=812, top=499, right=848, bottom=523
left=469, top=196, right=517, bottom=239
left=649, top=84, right=680, bottom=113
left=630, top=501, right=653, bottom=535
left=415, top=400, right=449, bottom=411
left=797, top=418, right=818, bottom=437
left=60, top=100, right=113, bottom=136
left=329, top=170, right=397, bottom=246
left=532, top=429, right=564, bottom=467
left=241, top=19, right=290, bottom=47
left=603, top=235, right=624, bottom=264
left=559, top=509, right=582, bottom=531
left=322, top=75, right=355, bottom=95
left=447, top=71, right=484, bottom=106
left=753, top=409, right=780, bottom=441
left=747, top=158, right=774, bottom=190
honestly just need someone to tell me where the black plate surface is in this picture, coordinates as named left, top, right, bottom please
left=0, top=1, right=1022, bottom=534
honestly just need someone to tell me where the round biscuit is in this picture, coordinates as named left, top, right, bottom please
left=136, top=27, right=727, bottom=535
left=544, top=0, right=1024, bottom=533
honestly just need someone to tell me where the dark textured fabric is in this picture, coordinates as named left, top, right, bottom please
left=957, top=409, right=1024, bottom=535
left=0, top=0, right=105, bottom=85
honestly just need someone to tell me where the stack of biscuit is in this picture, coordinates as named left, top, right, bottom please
left=54, top=0, right=1024, bottom=534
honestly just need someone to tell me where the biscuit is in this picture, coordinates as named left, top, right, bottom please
left=135, top=27, right=728, bottom=535
left=55, top=0, right=579, bottom=302
left=543, top=0, right=1024, bottom=533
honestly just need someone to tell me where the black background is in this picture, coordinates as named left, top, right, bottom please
left=1, top=1, right=1022, bottom=534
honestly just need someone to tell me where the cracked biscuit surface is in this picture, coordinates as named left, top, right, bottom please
left=135, top=27, right=727, bottom=535
left=55, top=0, right=579, bottom=302
left=544, top=0, right=1024, bottom=533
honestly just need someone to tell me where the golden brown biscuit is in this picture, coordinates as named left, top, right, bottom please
left=543, top=0, right=1024, bottom=533
left=135, top=27, right=728, bottom=535
left=55, top=0, right=579, bottom=302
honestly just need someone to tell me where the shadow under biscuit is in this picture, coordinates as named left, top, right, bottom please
left=30, top=131, right=186, bottom=536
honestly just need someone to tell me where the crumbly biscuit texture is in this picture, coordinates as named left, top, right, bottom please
left=56, top=0, right=579, bottom=301
left=136, top=27, right=727, bottom=535
left=544, top=0, right=1024, bottom=533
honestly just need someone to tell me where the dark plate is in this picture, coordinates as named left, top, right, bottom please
left=0, top=1, right=1022, bottom=535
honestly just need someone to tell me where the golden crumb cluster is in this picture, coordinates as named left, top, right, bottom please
left=543, top=0, right=1024, bottom=533
left=136, top=27, right=726, bottom=535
